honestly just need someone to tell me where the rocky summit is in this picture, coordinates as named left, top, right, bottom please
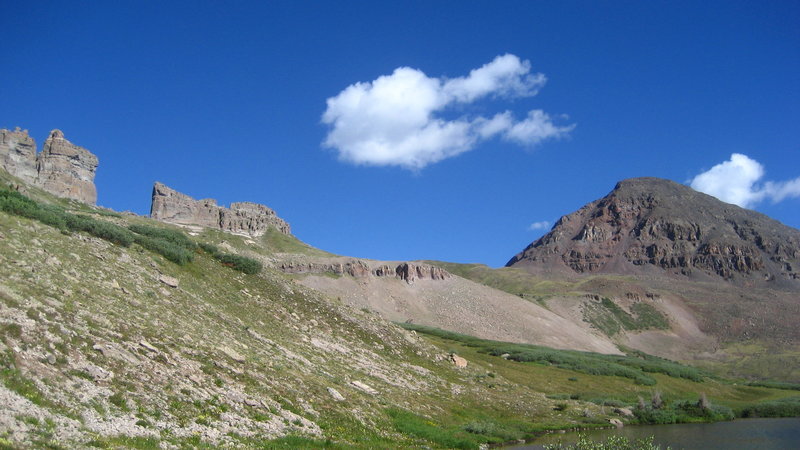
left=507, top=177, right=800, bottom=286
left=150, top=182, right=291, bottom=236
left=0, top=128, right=99, bottom=204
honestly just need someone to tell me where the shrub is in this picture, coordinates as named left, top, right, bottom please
left=66, top=214, right=135, bottom=246
left=738, top=397, right=800, bottom=418
left=398, top=323, right=707, bottom=385
left=133, top=235, right=194, bottom=265
left=217, top=253, right=262, bottom=274
left=0, top=187, right=136, bottom=246
left=199, top=243, right=262, bottom=274
left=128, top=224, right=196, bottom=250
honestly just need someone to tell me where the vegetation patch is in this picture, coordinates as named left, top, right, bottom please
left=745, top=380, right=800, bottom=391
left=584, top=298, right=669, bottom=336
left=386, top=408, right=478, bottom=449
left=737, top=396, right=800, bottom=418
left=0, top=186, right=197, bottom=265
left=128, top=224, right=197, bottom=250
left=199, top=243, right=262, bottom=274
left=401, top=324, right=707, bottom=385
left=544, top=433, right=664, bottom=450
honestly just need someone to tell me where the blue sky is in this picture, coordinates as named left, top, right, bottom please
left=2, top=1, right=798, bottom=267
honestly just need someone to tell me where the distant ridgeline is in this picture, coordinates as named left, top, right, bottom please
left=150, top=182, right=291, bottom=237
left=0, top=128, right=99, bottom=204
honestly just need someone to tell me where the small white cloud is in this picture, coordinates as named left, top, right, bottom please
left=322, top=54, right=573, bottom=169
left=504, top=110, right=575, bottom=146
left=689, top=153, right=800, bottom=208
left=442, top=54, right=546, bottom=102
left=529, top=221, right=551, bottom=231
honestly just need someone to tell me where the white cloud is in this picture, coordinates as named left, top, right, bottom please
left=321, top=54, right=573, bottom=169
left=529, top=221, right=551, bottom=231
left=505, top=110, right=576, bottom=146
left=689, top=153, right=800, bottom=208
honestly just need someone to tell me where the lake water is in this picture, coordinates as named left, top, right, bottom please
left=510, top=417, right=800, bottom=449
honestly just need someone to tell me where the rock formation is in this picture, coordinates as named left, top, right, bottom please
left=0, top=128, right=99, bottom=204
left=36, top=130, right=99, bottom=204
left=0, top=127, right=38, bottom=184
left=395, top=263, right=451, bottom=283
left=279, top=259, right=450, bottom=283
left=150, top=182, right=291, bottom=236
left=507, top=177, right=800, bottom=285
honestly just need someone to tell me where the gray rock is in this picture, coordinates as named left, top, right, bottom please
left=450, top=354, right=468, bottom=368
left=350, top=380, right=378, bottom=395
left=1, top=128, right=99, bottom=204
left=613, top=407, right=634, bottom=417
left=327, top=387, right=345, bottom=401
left=150, top=182, right=291, bottom=236
left=159, top=275, right=179, bottom=288
left=0, top=127, right=37, bottom=183
left=35, top=130, right=99, bottom=204
left=219, top=346, right=246, bottom=363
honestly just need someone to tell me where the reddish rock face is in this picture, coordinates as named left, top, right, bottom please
left=150, top=182, right=291, bottom=236
left=507, top=177, right=800, bottom=286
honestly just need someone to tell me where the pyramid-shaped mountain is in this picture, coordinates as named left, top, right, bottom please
left=507, top=177, right=800, bottom=286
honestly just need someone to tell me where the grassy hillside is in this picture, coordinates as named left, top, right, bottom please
left=1, top=183, right=798, bottom=448
left=430, top=261, right=800, bottom=383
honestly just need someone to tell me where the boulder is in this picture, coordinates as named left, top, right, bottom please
left=327, top=387, right=345, bottom=401
left=450, top=354, right=468, bottom=368
left=350, top=380, right=378, bottom=395
left=613, top=407, right=634, bottom=417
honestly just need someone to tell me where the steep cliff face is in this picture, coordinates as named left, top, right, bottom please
left=36, top=130, right=99, bottom=204
left=0, top=127, right=38, bottom=183
left=0, top=128, right=99, bottom=204
left=507, top=177, right=800, bottom=285
left=150, top=182, right=291, bottom=236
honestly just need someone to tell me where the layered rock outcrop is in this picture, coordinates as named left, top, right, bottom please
left=150, top=182, right=291, bottom=236
left=36, top=130, right=99, bottom=204
left=507, top=177, right=800, bottom=285
left=279, top=259, right=450, bottom=283
left=0, top=127, right=38, bottom=184
left=0, top=128, right=98, bottom=204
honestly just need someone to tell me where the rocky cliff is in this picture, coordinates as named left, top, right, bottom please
left=0, top=128, right=98, bottom=204
left=507, top=177, right=800, bottom=285
left=279, top=260, right=450, bottom=283
left=150, top=182, right=291, bottom=236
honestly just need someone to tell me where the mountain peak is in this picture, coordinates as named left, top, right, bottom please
left=507, top=178, right=800, bottom=285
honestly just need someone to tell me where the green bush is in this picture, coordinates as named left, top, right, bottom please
left=66, top=214, right=135, bottom=246
left=199, top=243, right=262, bottom=274
left=217, top=253, right=262, bottom=274
left=0, top=188, right=67, bottom=230
left=399, top=324, right=708, bottom=385
left=128, top=224, right=196, bottom=250
left=745, top=380, right=800, bottom=391
left=133, top=235, right=194, bottom=265
left=199, top=242, right=220, bottom=256
left=738, top=397, right=800, bottom=418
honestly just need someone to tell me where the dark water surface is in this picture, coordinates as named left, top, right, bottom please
left=510, top=418, right=800, bottom=449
